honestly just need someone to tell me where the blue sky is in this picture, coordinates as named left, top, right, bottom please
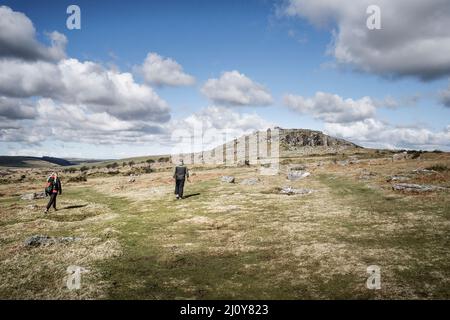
left=1, top=0, right=449, bottom=158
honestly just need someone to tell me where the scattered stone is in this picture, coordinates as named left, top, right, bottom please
left=58, top=237, right=80, bottom=244
left=24, top=235, right=80, bottom=247
left=392, top=152, right=408, bottom=161
left=392, top=183, right=446, bottom=193
left=348, top=156, right=360, bottom=164
left=128, top=174, right=136, bottom=183
left=26, top=204, right=38, bottom=210
left=337, top=160, right=349, bottom=166
left=287, top=170, right=310, bottom=181
left=289, top=165, right=307, bottom=171
left=412, top=169, right=437, bottom=175
left=359, top=170, right=376, bottom=180
left=280, top=186, right=314, bottom=195
left=20, top=192, right=45, bottom=201
left=25, top=235, right=52, bottom=246
left=240, top=177, right=260, bottom=185
left=221, top=176, right=235, bottom=183
left=387, top=176, right=410, bottom=182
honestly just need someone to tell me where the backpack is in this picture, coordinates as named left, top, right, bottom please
left=45, top=177, right=55, bottom=195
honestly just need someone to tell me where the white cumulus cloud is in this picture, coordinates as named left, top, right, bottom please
left=201, top=71, right=273, bottom=107
left=283, top=91, right=376, bottom=123
left=136, top=52, right=195, bottom=87
left=0, top=6, right=66, bottom=61
left=280, top=0, right=450, bottom=80
left=325, top=119, right=450, bottom=150
left=0, top=58, right=171, bottom=122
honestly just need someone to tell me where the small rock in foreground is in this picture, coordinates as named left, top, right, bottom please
left=20, top=192, right=46, bottom=201
left=24, top=235, right=80, bottom=247
left=221, top=176, right=235, bottom=183
left=392, top=183, right=445, bottom=193
left=280, top=187, right=314, bottom=195
left=387, top=176, right=410, bottom=182
left=287, top=171, right=310, bottom=181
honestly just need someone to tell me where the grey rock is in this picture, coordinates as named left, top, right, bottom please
left=360, top=170, right=376, bottom=180
left=24, top=235, right=80, bottom=247
left=392, top=183, right=445, bottom=192
left=24, top=235, right=53, bottom=246
left=412, top=169, right=437, bottom=175
left=387, top=176, right=410, bottom=182
left=392, top=152, right=408, bottom=161
left=289, top=165, right=307, bottom=171
left=280, top=186, right=314, bottom=195
left=20, top=192, right=45, bottom=201
left=221, top=176, right=235, bottom=183
left=287, top=170, right=310, bottom=181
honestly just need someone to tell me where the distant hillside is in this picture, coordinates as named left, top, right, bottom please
left=0, top=156, right=74, bottom=168
left=171, top=127, right=362, bottom=165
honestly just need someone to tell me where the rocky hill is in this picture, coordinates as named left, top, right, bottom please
left=172, top=127, right=361, bottom=165
left=278, top=128, right=360, bottom=157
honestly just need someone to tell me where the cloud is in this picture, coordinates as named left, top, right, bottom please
left=181, top=106, right=273, bottom=133
left=280, top=0, right=450, bottom=80
left=201, top=71, right=273, bottom=106
left=284, top=90, right=450, bottom=150
left=0, top=98, right=167, bottom=145
left=168, top=106, right=273, bottom=153
left=0, top=6, right=174, bottom=151
left=0, top=97, right=36, bottom=119
left=325, top=119, right=450, bottom=150
left=0, top=58, right=171, bottom=122
left=0, top=59, right=64, bottom=98
left=136, top=52, right=195, bottom=87
left=439, top=84, right=450, bottom=108
left=283, top=91, right=376, bottom=123
left=0, top=6, right=66, bottom=61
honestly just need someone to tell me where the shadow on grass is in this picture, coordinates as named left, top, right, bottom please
left=182, top=193, right=200, bottom=199
left=61, top=204, right=88, bottom=210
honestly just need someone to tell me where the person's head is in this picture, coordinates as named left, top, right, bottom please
left=179, top=159, right=184, bottom=166
left=51, top=172, right=58, bottom=178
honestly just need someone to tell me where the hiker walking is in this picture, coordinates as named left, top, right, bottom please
left=173, top=160, right=190, bottom=199
left=45, top=172, right=62, bottom=213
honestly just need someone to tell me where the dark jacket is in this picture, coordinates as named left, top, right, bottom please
left=47, top=176, right=62, bottom=194
left=173, top=165, right=189, bottom=180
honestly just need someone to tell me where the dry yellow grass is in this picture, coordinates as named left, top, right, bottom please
left=0, top=152, right=449, bottom=299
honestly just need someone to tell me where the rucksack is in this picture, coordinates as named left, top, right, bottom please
left=45, top=177, right=55, bottom=195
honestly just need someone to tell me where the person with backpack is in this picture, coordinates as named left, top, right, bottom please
left=45, top=172, right=62, bottom=213
left=173, top=160, right=190, bottom=199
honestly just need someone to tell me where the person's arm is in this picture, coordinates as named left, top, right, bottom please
left=186, top=169, right=191, bottom=182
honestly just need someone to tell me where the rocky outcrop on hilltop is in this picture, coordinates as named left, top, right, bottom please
left=280, top=128, right=357, bottom=149
left=171, top=127, right=360, bottom=165
left=278, top=128, right=360, bottom=157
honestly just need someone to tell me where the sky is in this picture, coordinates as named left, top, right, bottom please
left=0, top=0, right=450, bottom=159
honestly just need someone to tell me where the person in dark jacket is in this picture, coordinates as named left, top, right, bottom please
left=173, top=160, right=190, bottom=199
left=45, top=172, right=62, bottom=213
